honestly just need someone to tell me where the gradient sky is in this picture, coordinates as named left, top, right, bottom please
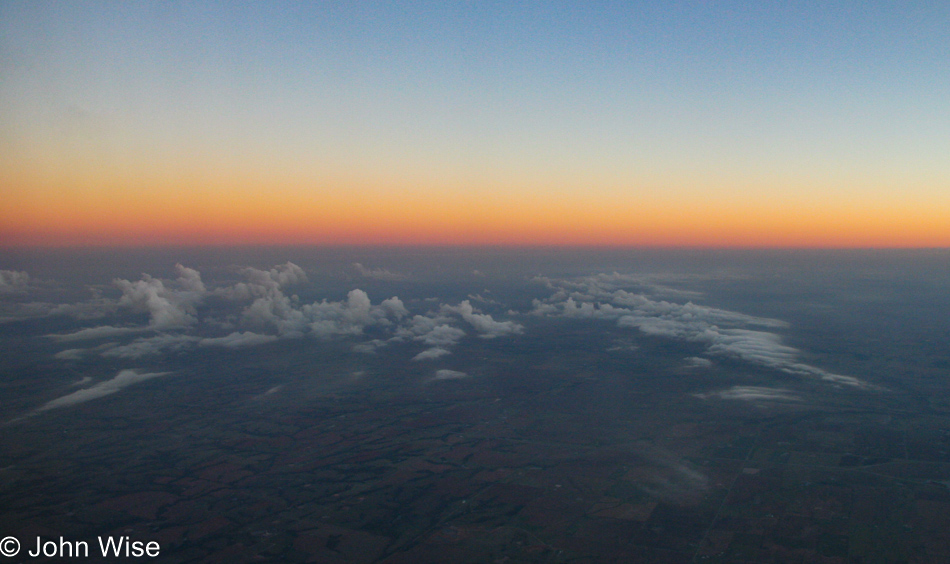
left=2, top=1, right=949, bottom=247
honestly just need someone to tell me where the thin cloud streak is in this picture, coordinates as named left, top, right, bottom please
left=36, top=369, right=170, bottom=412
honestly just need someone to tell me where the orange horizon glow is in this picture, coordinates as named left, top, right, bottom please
left=3, top=190, right=949, bottom=249
left=3, top=4, right=949, bottom=252
left=4, top=145, right=949, bottom=250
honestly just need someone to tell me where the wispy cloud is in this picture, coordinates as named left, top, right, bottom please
left=433, top=369, right=468, bottom=380
left=683, top=356, right=712, bottom=368
left=199, top=331, right=278, bottom=349
left=100, top=334, right=198, bottom=358
left=1, top=298, right=118, bottom=324
left=531, top=273, right=874, bottom=389
left=36, top=369, right=170, bottom=412
left=696, top=386, right=802, bottom=402
left=413, top=347, right=451, bottom=361
left=48, top=325, right=149, bottom=342
left=0, top=270, right=30, bottom=293
left=53, top=348, right=86, bottom=360
left=352, top=339, right=389, bottom=354
left=353, top=263, right=408, bottom=281
left=445, top=300, right=524, bottom=338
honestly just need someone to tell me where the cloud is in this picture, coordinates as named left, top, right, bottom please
left=532, top=274, right=872, bottom=389
left=47, top=325, right=148, bottom=342
left=534, top=272, right=705, bottom=301
left=445, top=300, right=523, bottom=338
left=417, top=324, right=466, bottom=347
left=468, top=293, right=501, bottom=305
left=393, top=299, right=523, bottom=359
left=243, top=262, right=307, bottom=290
left=53, top=348, right=86, bottom=360
left=20, top=262, right=434, bottom=368
left=254, top=385, right=284, bottom=399
left=1, top=297, right=119, bottom=324
left=99, top=331, right=279, bottom=358
left=393, top=314, right=466, bottom=354
left=303, top=290, right=406, bottom=338
left=434, top=369, right=468, bottom=380
left=636, top=457, right=709, bottom=505
left=354, top=263, right=408, bottom=281
left=52, top=341, right=117, bottom=360
left=26, top=261, right=522, bottom=368
left=44, top=299, right=118, bottom=320
left=701, top=329, right=797, bottom=365
left=40, top=262, right=419, bottom=361
left=397, top=314, right=443, bottom=337
left=100, top=334, right=198, bottom=358
left=213, top=282, right=265, bottom=302
left=413, top=347, right=451, bottom=361
left=241, top=285, right=408, bottom=340
left=0, top=270, right=30, bottom=293
left=6, top=267, right=201, bottom=325
left=380, top=297, right=409, bottom=318
left=215, top=262, right=307, bottom=301
left=199, top=331, right=278, bottom=349
left=0, top=302, right=54, bottom=323
left=36, top=369, right=170, bottom=411
left=114, top=273, right=199, bottom=328
left=352, top=339, right=389, bottom=354
left=696, top=386, right=801, bottom=402
left=242, top=290, right=306, bottom=336
left=683, top=356, right=712, bottom=368
left=606, top=339, right=639, bottom=352
left=175, top=263, right=206, bottom=293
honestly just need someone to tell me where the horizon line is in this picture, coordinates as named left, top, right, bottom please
left=2, top=243, right=949, bottom=251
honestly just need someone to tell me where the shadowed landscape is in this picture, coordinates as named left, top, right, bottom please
left=2, top=248, right=949, bottom=562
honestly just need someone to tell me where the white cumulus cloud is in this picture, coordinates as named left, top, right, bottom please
left=114, top=273, right=199, bottom=328
left=175, top=263, right=206, bottom=293
left=417, top=324, right=466, bottom=347
left=447, top=300, right=523, bottom=338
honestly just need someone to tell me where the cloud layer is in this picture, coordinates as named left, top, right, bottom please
left=531, top=272, right=872, bottom=389
left=37, top=262, right=523, bottom=365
